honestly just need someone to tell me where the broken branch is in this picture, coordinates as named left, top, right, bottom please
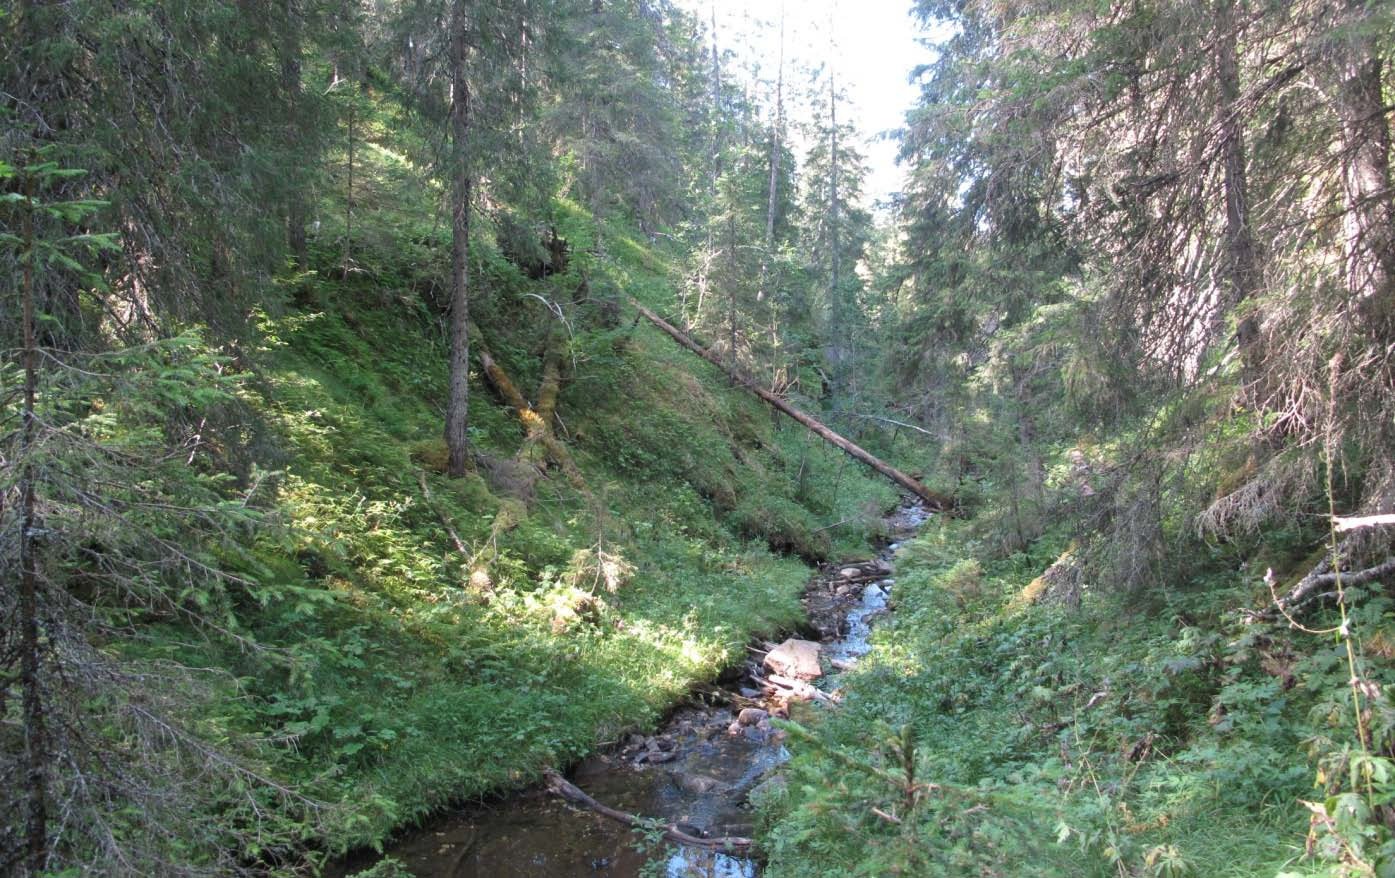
left=544, top=770, right=752, bottom=853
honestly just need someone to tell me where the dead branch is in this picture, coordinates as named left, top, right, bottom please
left=544, top=770, right=753, bottom=853
left=416, top=471, right=470, bottom=556
left=1251, top=548, right=1395, bottom=621
left=871, top=807, right=902, bottom=825
left=831, top=411, right=937, bottom=437
left=1334, top=514, right=1395, bottom=532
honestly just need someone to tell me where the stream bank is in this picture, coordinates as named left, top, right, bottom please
left=337, top=500, right=931, bottom=878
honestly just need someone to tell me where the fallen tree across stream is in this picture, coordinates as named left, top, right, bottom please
left=543, top=770, right=754, bottom=853
left=626, top=297, right=953, bottom=510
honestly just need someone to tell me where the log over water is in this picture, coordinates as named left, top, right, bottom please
left=626, top=297, right=952, bottom=510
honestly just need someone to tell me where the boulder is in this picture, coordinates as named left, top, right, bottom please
left=737, top=707, right=768, bottom=726
left=763, top=638, right=823, bottom=680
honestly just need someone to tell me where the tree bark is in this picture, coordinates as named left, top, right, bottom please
left=708, top=2, right=721, bottom=197
left=763, top=6, right=784, bottom=252
left=446, top=1, right=473, bottom=477
left=342, top=75, right=355, bottom=278
left=1326, top=0, right=1395, bottom=326
left=758, top=5, right=785, bottom=402
left=628, top=297, right=951, bottom=509
left=19, top=164, right=50, bottom=877
left=281, top=0, right=308, bottom=268
left=826, top=65, right=847, bottom=396
left=1214, top=0, right=1262, bottom=388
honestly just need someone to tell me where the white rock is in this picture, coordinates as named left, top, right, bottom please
left=763, top=638, right=823, bottom=680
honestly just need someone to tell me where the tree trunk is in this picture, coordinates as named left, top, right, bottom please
left=342, top=83, right=355, bottom=278
left=764, top=7, right=784, bottom=252
left=19, top=165, right=50, bottom=877
left=829, top=70, right=840, bottom=303
left=1213, top=0, right=1265, bottom=401
left=1327, top=0, right=1395, bottom=326
left=727, top=213, right=738, bottom=375
left=827, top=66, right=846, bottom=397
left=446, top=1, right=473, bottom=477
left=628, top=297, right=951, bottom=509
left=709, top=2, right=721, bottom=196
left=281, top=0, right=308, bottom=268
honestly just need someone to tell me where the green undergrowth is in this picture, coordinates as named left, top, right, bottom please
left=122, top=134, right=916, bottom=866
left=758, top=511, right=1395, bottom=877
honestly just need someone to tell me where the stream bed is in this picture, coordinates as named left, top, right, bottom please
left=340, top=500, right=930, bottom=878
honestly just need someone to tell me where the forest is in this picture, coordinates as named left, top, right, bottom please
left=3, top=0, right=1394, bottom=875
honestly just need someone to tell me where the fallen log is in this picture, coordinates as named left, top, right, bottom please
left=626, top=297, right=952, bottom=511
left=469, top=321, right=587, bottom=491
left=544, top=770, right=753, bottom=853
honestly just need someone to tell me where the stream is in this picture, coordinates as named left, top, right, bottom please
left=341, top=500, right=931, bottom=878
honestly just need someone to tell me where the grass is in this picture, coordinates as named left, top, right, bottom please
left=754, top=510, right=1348, bottom=878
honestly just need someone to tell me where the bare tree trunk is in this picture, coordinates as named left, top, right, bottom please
left=727, top=213, right=738, bottom=375
left=763, top=7, right=784, bottom=252
left=446, top=1, right=473, bottom=477
left=628, top=297, right=951, bottom=509
left=1327, top=0, right=1395, bottom=326
left=758, top=3, right=785, bottom=400
left=827, top=64, right=846, bottom=397
left=342, top=83, right=355, bottom=278
left=709, top=2, right=721, bottom=196
left=830, top=70, right=840, bottom=304
left=19, top=166, right=50, bottom=877
left=1214, top=0, right=1261, bottom=381
left=281, top=0, right=308, bottom=268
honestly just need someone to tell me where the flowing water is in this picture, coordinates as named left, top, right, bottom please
left=338, top=500, right=931, bottom=878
